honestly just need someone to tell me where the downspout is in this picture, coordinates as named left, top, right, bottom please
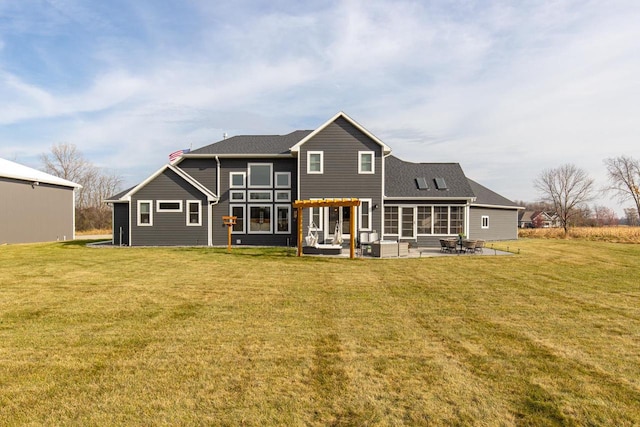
left=210, top=156, right=220, bottom=247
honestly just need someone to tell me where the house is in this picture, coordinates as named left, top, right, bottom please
left=0, top=158, right=81, bottom=244
left=106, top=112, right=521, bottom=247
left=518, top=210, right=560, bottom=228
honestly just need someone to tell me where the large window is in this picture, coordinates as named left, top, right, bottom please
left=275, top=205, right=291, bottom=234
left=307, top=151, right=323, bottom=174
left=417, top=206, right=432, bottom=235
left=433, top=206, right=448, bottom=234
left=359, top=199, right=372, bottom=231
left=358, top=151, right=374, bottom=174
left=137, top=201, right=153, bottom=226
left=249, top=205, right=271, bottom=233
left=186, top=201, right=201, bottom=226
left=450, top=206, right=464, bottom=235
left=384, top=206, right=399, bottom=235
left=230, top=205, right=245, bottom=233
left=248, top=163, right=272, bottom=188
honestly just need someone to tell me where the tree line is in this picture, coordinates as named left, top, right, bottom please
left=41, top=143, right=122, bottom=231
left=529, top=156, right=640, bottom=232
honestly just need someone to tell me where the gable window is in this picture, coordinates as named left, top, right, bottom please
left=482, top=215, right=490, bottom=229
left=307, top=151, right=323, bottom=174
left=187, top=201, right=201, bottom=226
left=249, top=205, right=272, bottom=233
left=137, top=200, right=153, bottom=226
left=248, top=163, right=272, bottom=188
left=275, top=205, right=291, bottom=234
left=359, top=199, right=372, bottom=231
left=417, top=206, right=433, bottom=235
left=230, top=172, right=246, bottom=188
left=358, top=151, right=374, bottom=174
left=156, top=200, right=182, bottom=212
left=275, top=172, right=291, bottom=188
left=384, top=206, right=399, bottom=235
left=230, top=205, right=245, bottom=234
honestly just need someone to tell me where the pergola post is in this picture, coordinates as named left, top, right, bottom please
left=297, top=206, right=303, bottom=257
left=350, top=205, right=356, bottom=259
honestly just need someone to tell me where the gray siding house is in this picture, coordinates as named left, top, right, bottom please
left=106, top=112, right=521, bottom=247
left=0, top=158, right=81, bottom=244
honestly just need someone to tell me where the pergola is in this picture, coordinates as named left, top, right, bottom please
left=292, top=198, right=361, bottom=259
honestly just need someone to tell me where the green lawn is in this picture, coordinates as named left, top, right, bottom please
left=1, top=239, right=639, bottom=425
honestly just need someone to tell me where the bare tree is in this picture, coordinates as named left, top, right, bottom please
left=41, top=143, right=122, bottom=231
left=592, top=205, right=618, bottom=227
left=534, top=164, right=595, bottom=233
left=603, top=156, right=640, bottom=223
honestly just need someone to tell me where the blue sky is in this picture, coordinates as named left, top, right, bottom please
left=1, top=0, right=639, bottom=212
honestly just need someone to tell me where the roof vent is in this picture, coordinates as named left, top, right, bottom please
left=434, top=177, right=448, bottom=190
left=415, top=177, right=429, bottom=190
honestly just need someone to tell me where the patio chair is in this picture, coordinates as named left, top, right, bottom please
left=474, top=240, right=485, bottom=254
left=463, top=240, right=476, bottom=254
left=445, top=239, right=458, bottom=253
left=439, top=239, right=448, bottom=253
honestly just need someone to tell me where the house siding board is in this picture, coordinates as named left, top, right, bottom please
left=177, top=158, right=217, bottom=192
left=112, top=203, right=129, bottom=246
left=131, top=169, right=208, bottom=246
left=212, top=157, right=297, bottom=246
left=0, top=177, right=75, bottom=244
left=299, top=117, right=384, bottom=240
left=469, top=207, right=518, bottom=241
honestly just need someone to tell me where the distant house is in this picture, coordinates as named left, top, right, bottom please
left=106, top=112, right=522, bottom=247
left=518, top=210, right=560, bottom=228
left=0, top=158, right=81, bottom=244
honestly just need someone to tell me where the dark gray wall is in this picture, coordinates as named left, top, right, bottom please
left=112, top=203, right=129, bottom=246
left=178, top=158, right=217, bottom=192
left=298, top=117, right=384, bottom=242
left=130, top=169, right=209, bottom=246
left=469, top=207, right=519, bottom=241
left=0, top=177, right=75, bottom=244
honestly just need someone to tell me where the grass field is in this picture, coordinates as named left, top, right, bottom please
left=1, top=239, right=639, bottom=425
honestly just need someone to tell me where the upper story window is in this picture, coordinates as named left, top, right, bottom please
left=137, top=200, right=153, bottom=226
left=358, top=151, right=375, bottom=174
left=248, top=163, right=272, bottom=188
left=230, top=172, right=246, bottom=188
left=307, top=151, right=323, bottom=174
left=275, top=172, right=291, bottom=188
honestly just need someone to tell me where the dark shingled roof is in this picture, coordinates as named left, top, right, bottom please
left=105, top=185, right=136, bottom=202
left=385, top=155, right=475, bottom=199
left=190, top=130, right=312, bottom=155
left=467, top=179, right=519, bottom=208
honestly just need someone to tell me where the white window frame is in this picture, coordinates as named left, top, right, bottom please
left=417, top=205, right=434, bottom=235
left=186, top=200, right=201, bottom=226
left=137, top=200, right=153, bottom=226
left=309, top=198, right=323, bottom=230
left=307, top=151, right=324, bottom=174
left=229, top=190, right=246, bottom=202
left=482, top=215, right=490, bottom=229
left=275, top=190, right=291, bottom=202
left=248, top=163, right=273, bottom=188
left=359, top=198, right=372, bottom=231
left=229, top=172, right=246, bottom=188
left=248, top=190, right=273, bottom=202
left=248, top=204, right=272, bottom=234
left=358, top=151, right=375, bottom=174
left=230, top=204, right=246, bottom=234
left=384, top=205, right=399, bottom=236
left=274, top=171, right=291, bottom=188
left=275, top=204, right=291, bottom=234
left=156, top=200, right=183, bottom=212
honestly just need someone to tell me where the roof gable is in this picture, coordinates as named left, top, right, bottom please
left=290, top=112, right=391, bottom=154
left=0, top=157, right=81, bottom=189
left=188, top=131, right=311, bottom=156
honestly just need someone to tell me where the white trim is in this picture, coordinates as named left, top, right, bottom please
left=247, top=163, right=273, bottom=188
left=186, top=200, right=202, bottom=226
left=275, top=204, right=291, bottom=234
left=383, top=205, right=399, bottom=237
left=229, top=190, right=246, bottom=202
left=358, top=151, right=375, bottom=174
left=481, top=215, right=490, bottom=229
left=359, top=198, right=372, bottom=231
left=230, top=204, right=246, bottom=234
left=248, top=204, right=273, bottom=234
left=307, top=151, right=323, bottom=174
left=471, top=203, right=523, bottom=210
left=400, top=206, right=416, bottom=239
left=290, top=111, right=392, bottom=154
left=274, top=171, right=291, bottom=188
left=275, top=190, right=291, bottom=202
left=248, top=190, right=272, bottom=202
left=137, top=200, right=153, bottom=226
left=229, top=171, right=246, bottom=188
left=207, top=202, right=212, bottom=246
left=156, top=200, right=183, bottom=212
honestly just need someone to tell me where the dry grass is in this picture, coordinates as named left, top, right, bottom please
left=75, top=228, right=112, bottom=236
left=519, top=226, right=640, bottom=243
left=1, top=240, right=639, bottom=425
